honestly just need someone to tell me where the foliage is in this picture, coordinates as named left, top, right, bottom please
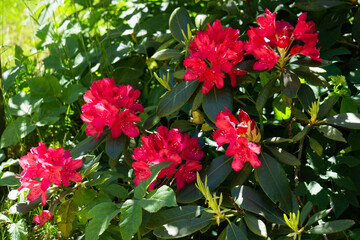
left=1, top=0, right=360, bottom=239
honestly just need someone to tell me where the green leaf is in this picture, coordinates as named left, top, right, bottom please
left=8, top=92, right=33, bottom=116
left=263, top=137, right=291, bottom=144
left=70, top=131, right=109, bottom=158
left=317, top=125, right=346, bottom=142
left=305, top=209, right=332, bottom=227
left=308, top=137, right=323, bottom=156
left=230, top=162, right=253, bottom=189
left=202, top=86, right=232, bottom=123
left=265, top=146, right=301, bottom=166
left=324, top=113, right=360, bottom=129
left=102, top=184, right=128, bottom=199
left=232, top=185, right=285, bottom=225
left=120, top=200, right=142, bottom=240
left=86, top=202, right=120, bottom=240
left=297, top=84, right=316, bottom=111
left=293, top=68, right=330, bottom=87
left=0, top=172, right=19, bottom=186
left=300, top=202, right=313, bottom=226
left=153, top=211, right=213, bottom=239
left=134, top=161, right=172, bottom=199
left=0, top=117, right=36, bottom=148
left=244, top=214, right=267, bottom=238
left=139, top=186, right=177, bottom=213
left=308, top=220, right=355, bottom=234
left=226, top=221, right=248, bottom=240
left=292, top=125, right=311, bottom=142
left=56, top=199, right=77, bottom=237
left=353, top=9, right=360, bottom=43
left=169, top=7, right=191, bottom=42
left=157, top=81, right=199, bottom=117
left=146, top=206, right=204, bottom=229
left=280, top=69, right=301, bottom=98
left=233, top=59, right=259, bottom=73
left=294, top=0, right=346, bottom=11
left=152, top=49, right=182, bottom=60
left=61, top=84, right=86, bottom=104
left=177, top=155, right=233, bottom=203
left=28, top=76, right=61, bottom=97
left=255, top=153, right=293, bottom=213
left=8, top=219, right=27, bottom=240
left=144, top=113, right=161, bottom=130
left=192, top=88, right=204, bottom=111
left=256, top=78, right=276, bottom=111
left=73, top=186, right=97, bottom=207
left=105, top=134, right=126, bottom=159
left=340, top=96, right=358, bottom=114
left=273, top=95, right=291, bottom=121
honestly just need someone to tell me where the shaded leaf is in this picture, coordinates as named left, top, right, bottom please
left=231, top=162, right=253, bottom=189
left=265, top=146, right=301, bottom=166
left=305, top=209, right=332, bottom=227
left=226, top=221, right=248, bottom=240
left=70, top=131, right=109, bottom=158
left=102, top=184, right=128, bottom=199
left=308, top=220, right=354, bottom=234
left=203, top=86, right=232, bottom=123
left=244, top=214, right=267, bottom=238
left=105, top=134, right=126, bottom=159
left=293, top=68, right=330, bottom=87
left=61, top=84, right=86, bottom=104
left=169, top=7, right=191, bottom=42
left=294, top=0, right=346, bottom=11
left=28, top=76, right=61, bottom=97
left=318, top=95, right=337, bottom=120
left=233, top=59, right=259, bottom=73
left=280, top=69, right=301, bottom=98
left=297, top=84, right=316, bottom=111
left=324, top=113, right=360, bottom=129
left=0, top=117, right=36, bottom=148
left=300, top=202, right=313, bottom=226
left=308, top=137, right=323, bottom=156
left=256, top=78, right=276, bottom=111
left=318, top=125, right=346, bottom=142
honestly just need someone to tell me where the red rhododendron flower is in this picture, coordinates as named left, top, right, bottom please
left=33, top=210, right=53, bottom=230
left=213, top=109, right=261, bottom=171
left=245, top=9, right=321, bottom=71
left=18, top=142, right=83, bottom=206
left=81, top=78, right=144, bottom=139
left=184, top=20, right=246, bottom=94
left=132, top=126, right=203, bottom=190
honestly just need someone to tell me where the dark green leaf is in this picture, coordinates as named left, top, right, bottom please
left=233, top=59, right=259, bottom=73
left=292, top=58, right=334, bottom=67
left=353, top=9, right=360, bottom=43
left=294, top=0, right=347, bottom=11
left=0, top=172, right=19, bottom=186
left=61, top=84, right=86, bottom=104
left=28, top=76, right=61, bottom=97
left=192, top=88, right=204, bottom=111
left=308, top=220, right=354, bottom=234
left=280, top=69, right=301, bottom=98
left=317, top=125, right=346, bottom=142
left=86, top=202, right=120, bottom=240
left=152, top=49, right=182, bottom=60
left=169, top=7, right=191, bottom=42
left=157, top=81, right=199, bottom=117
left=203, top=86, right=232, bottom=123
left=144, top=113, right=161, bottom=130
left=105, top=134, right=126, bottom=159
left=139, top=186, right=177, bottom=213
left=340, top=96, right=358, bottom=114
left=134, top=161, right=172, bottom=199
left=147, top=206, right=204, bottom=229
left=56, top=199, right=77, bottom=237
left=244, top=214, right=267, bottom=238
left=102, top=184, right=128, bottom=199
left=297, top=84, right=316, bottom=111
left=292, top=125, right=311, bottom=142
left=300, top=202, right=313, bottom=226
left=120, top=200, right=142, bottom=240
left=324, top=113, right=360, bottom=129
left=255, top=153, right=293, bottom=213
left=256, top=78, right=276, bottom=111
left=153, top=211, right=213, bottom=239
left=293, top=68, right=330, bottom=87
left=226, top=221, right=248, bottom=240
left=305, top=209, right=332, bottom=227
left=177, top=155, right=233, bottom=203
left=262, top=137, right=291, bottom=144
left=232, top=186, right=285, bottom=225
left=70, top=131, right=109, bottom=158
left=231, top=162, right=253, bottom=189
left=265, top=146, right=301, bottom=166
left=308, top=137, right=323, bottom=156
left=0, top=117, right=36, bottom=148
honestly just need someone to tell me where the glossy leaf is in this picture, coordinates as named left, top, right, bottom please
left=293, top=68, right=330, bottom=87
left=255, top=153, right=293, bottom=213
left=153, top=211, right=213, bottom=239
left=139, top=186, right=177, bottom=213
left=152, top=49, right=182, bottom=60
left=256, top=78, right=276, bottom=111
left=292, top=125, right=311, bottom=142
left=300, top=201, right=313, bottom=226
left=324, top=113, right=360, bottom=129
left=202, top=86, right=232, bottom=123
left=177, top=155, right=233, bottom=203
left=56, top=199, right=77, bottom=237
left=297, top=84, right=316, bottom=111
left=280, top=69, right=301, bottom=98
left=308, top=136, right=323, bottom=156
left=169, top=7, right=191, bottom=42
left=192, top=88, right=204, bottom=111
left=233, top=59, right=259, bottom=73
left=119, top=200, right=142, bottom=240
left=146, top=206, right=204, bottom=229
left=70, top=131, right=109, bottom=158
left=265, top=146, right=301, bottom=166
left=144, top=113, right=161, bottom=130
left=318, top=125, right=346, bottom=142
left=105, top=134, right=126, bottom=159
left=244, top=214, right=267, bottom=238
left=226, top=221, right=248, bottom=240
left=230, top=162, right=253, bottom=189
left=232, top=185, right=285, bottom=225
left=294, top=0, right=345, bottom=11
left=0, top=117, right=35, bottom=148
left=157, top=81, right=199, bottom=117
left=305, top=209, right=332, bottom=227
left=308, top=220, right=355, bottom=234
left=86, top=202, right=120, bottom=240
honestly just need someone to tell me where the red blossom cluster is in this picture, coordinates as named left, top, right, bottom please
left=81, top=78, right=144, bottom=140
left=245, top=9, right=321, bottom=71
left=18, top=142, right=82, bottom=206
left=184, top=20, right=246, bottom=94
left=132, top=126, right=204, bottom=190
left=213, top=109, right=261, bottom=171
left=33, top=210, right=53, bottom=230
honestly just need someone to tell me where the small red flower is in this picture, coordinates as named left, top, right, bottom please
left=81, top=78, right=143, bottom=139
left=184, top=20, right=246, bottom=94
left=132, top=126, right=204, bottom=190
left=213, top=109, right=261, bottom=171
left=33, top=210, right=53, bottom=230
left=245, top=9, right=321, bottom=71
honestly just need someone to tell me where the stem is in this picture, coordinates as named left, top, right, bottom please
left=137, top=230, right=142, bottom=240
left=294, top=137, right=304, bottom=187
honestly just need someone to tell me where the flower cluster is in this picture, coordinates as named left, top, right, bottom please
left=81, top=78, right=144, bottom=140
left=18, top=142, right=82, bottom=206
left=213, top=109, right=261, bottom=171
left=184, top=20, right=246, bottom=94
left=33, top=210, right=53, bottom=230
left=132, top=126, right=204, bottom=190
left=245, top=9, right=321, bottom=71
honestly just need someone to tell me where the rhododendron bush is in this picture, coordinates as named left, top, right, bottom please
left=1, top=0, right=360, bottom=239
